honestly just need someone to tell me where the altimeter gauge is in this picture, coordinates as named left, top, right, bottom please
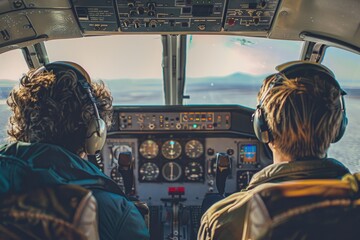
left=139, top=140, right=159, bottom=159
left=185, top=140, right=204, bottom=158
left=139, top=162, right=160, bottom=181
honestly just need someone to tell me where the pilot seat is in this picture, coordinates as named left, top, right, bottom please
left=0, top=184, right=99, bottom=240
left=242, top=173, right=360, bottom=240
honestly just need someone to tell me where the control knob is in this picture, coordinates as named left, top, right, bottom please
left=147, top=2, right=155, bottom=11
left=148, top=123, right=155, bottom=130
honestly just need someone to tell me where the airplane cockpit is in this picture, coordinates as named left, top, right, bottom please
left=0, top=0, right=360, bottom=239
left=103, top=105, right=267, bottom=239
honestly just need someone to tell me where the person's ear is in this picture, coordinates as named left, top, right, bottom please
left=268, top=142, right=276, bottom=152
left=79, top=151, right=86, bottom=159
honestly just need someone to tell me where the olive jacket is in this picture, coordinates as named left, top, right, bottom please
left=198, top=158, right=350, bottom=240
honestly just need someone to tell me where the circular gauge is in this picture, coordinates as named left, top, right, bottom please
left=185, top=140, right=204, bottom=158
left=112, top=145, right=132, bottom=162
left=162, top=162, right=182, bottom=182
left=139, top=162, right=160, bottom=181
left=139, top=140, right=159, bottom=159
left=161, top=140, right=182, bottom=160
left=185, top=162, right=204, bottom=181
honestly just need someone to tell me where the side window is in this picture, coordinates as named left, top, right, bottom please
left=322, top=47, right=360, bottom=173
left=0, top=49, right=28, bottom=143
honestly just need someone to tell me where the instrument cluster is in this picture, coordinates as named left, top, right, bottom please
left=138, top=138, right=205, bottom=183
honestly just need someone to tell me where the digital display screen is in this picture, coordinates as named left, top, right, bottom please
left=239, top=144, right=257, bottom=164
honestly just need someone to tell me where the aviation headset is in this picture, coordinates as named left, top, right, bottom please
left=32, top=61, right=107, bottom=155
left=252, top=61, right=347, bottom=144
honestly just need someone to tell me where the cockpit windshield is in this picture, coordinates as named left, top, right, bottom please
left=185, top=35, right=302, bottom=107
left=46, top=35, right=164, bottom=105
left=0, top=35, right=360, bottom=172
left=44, top=35, right=304, bottom=107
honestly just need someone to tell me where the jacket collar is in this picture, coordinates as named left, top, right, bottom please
left=0, top=142, right=125, bottom=198
left=247, top=158, right=350, bottom=190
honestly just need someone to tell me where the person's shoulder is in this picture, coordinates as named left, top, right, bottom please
left=199, top=191, right=251, bottom=240
left=90, top=189, right=144, bottom=225
left=91, top=189, right=131, bottom=209
left=91, top=189, right=149, bottom=240
left=0, top=141, right=77, bottom=160
left=203, top=191, right=250, bottom=220
left=325, top=158, right=350, bottom=171
left=0, top=142, right=20, bottom=154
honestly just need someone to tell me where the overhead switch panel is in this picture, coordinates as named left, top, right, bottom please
left=116, top=0, right=226, bottom=32
left=71, top=0, right=280, bottom=33
left=73, top=0, right=119, bottom=32
left=224, top=0, right=279, bottom=31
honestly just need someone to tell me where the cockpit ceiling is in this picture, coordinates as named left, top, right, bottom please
left=0, top=0, right=359, bottom=52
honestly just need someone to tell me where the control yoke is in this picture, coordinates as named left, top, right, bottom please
left=215, top=152, right=232, bottom=196
left=118, top=151, right=134, bottom=196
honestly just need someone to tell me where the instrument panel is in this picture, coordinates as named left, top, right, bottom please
left=103, top=136, right=266, bottom=198
left=118, top=111, right=231, bottom=131
left=138, top=138, right=205, bottom=182
left=100, top=106, right=272, bottom=240
left=101, top=106, right=271, bottom=198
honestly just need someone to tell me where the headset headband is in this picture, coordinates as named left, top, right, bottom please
left=276, top=61, right=346, bottom=95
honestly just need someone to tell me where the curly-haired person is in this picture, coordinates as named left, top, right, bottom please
left=198, top=61, right=350, bottom=240
left=0, top=62, right=149, bottom=240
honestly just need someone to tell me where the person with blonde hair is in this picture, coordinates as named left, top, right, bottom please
left=198, top=61, right=350, bottom=240
left=0, top=62, right=149, bottom=240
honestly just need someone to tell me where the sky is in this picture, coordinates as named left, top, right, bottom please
left=0, top=35, right=359, bottom=86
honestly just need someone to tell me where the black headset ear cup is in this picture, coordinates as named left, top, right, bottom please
left=332, top=96, right=348, bottom=143
left=252, top=107, right=271, bottom=143
left=85, top=117, right=107, bottom=155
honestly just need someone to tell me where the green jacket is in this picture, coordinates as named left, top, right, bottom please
left=198, top=159, right=349, bottom=240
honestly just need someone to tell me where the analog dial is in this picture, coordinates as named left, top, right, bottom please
left=185, top=162, right=204, bottom=181
left=161, top=140, right=182, bottom=160
left=139, top=140, right=159, bottom=159
left=162, top=162, right=182, bottom=181
left=139, top=162, right=160, bottom=181
left=185, top=140, right=204, bottom=158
